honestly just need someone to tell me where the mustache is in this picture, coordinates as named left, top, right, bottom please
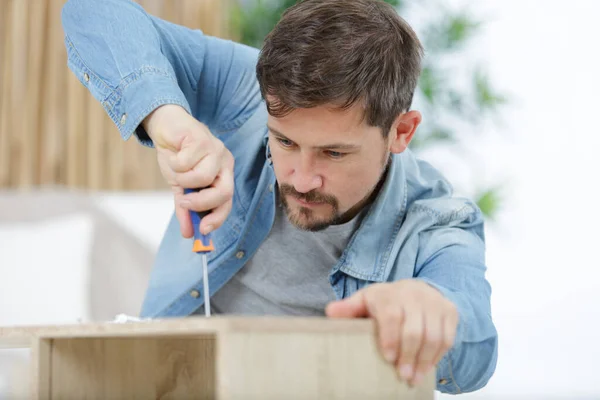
left=279, top=184, right=337, bottom=206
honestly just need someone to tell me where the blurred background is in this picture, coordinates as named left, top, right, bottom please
left=0, top=0, right=598, bottom=398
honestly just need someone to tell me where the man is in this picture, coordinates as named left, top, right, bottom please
left=61, top=0, right=497, bottom=394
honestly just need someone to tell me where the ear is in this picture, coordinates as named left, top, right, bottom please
left=388, top=110, right=422, bottom=154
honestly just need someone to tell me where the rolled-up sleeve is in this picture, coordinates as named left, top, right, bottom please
left=61, top=0, right=262, bottom=146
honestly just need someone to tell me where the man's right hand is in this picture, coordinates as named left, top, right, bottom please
left=142, top=104, right=234, bottom=238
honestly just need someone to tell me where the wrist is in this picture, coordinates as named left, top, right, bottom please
left=142, top=104, right=188, bottom=142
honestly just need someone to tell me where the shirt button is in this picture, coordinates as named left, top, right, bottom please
left=190, top=289, right=200, bottom=298
left=438, top=379, right=448, bottom=385
left=235, top=251, right=245, bottom=259
left=120, top=113, right=127, bottom=125
left=83, top=73, right=90, bottom=82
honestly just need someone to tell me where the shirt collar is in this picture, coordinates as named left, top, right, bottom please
left=334, top=151, right=409, bottom=282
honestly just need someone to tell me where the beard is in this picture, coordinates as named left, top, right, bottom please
left=278, top=152, right=392, bottom=232
left=278, top=183, right=341, bottom=232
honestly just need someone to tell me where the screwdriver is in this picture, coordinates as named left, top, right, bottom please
left=184, top=188, right=214, bottom=317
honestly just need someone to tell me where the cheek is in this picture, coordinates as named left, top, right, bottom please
left=327, top=161, right=382, bottom=206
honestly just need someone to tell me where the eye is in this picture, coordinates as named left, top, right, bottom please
left=326, top=150, right=346, bottom=159
left=277, top=138, right=294, bottom=148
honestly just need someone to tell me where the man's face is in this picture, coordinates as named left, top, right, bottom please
left=267, top=103, right=415, bottom=231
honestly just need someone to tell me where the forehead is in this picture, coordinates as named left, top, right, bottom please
left=267, top=103, right=379, bottom=144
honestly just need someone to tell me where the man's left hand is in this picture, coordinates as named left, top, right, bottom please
left=325, top=280, right=458, bottom=386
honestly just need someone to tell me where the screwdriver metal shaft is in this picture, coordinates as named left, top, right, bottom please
left=201, top=254, right=210, bottom=316
left=184, top=188, right=214, bottom=317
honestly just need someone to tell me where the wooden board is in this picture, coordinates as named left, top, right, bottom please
left=218, top=331, right=434, bottom=400
left=51, top=337, right=215, bottom=399
left=0, top=317, right=377, bottom=349
left=1, top=317, right=435, bottom=399
left=30, top=339, right=52, bottom=400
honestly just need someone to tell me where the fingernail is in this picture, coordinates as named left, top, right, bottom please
left=384, top=350, right=396, bottom=363
left=399, top=364, right=413, bottom=381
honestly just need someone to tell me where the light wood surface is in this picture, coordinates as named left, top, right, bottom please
left=1, top=317, right=434, bottom=399
left=51, top=337, right=215, bottom=399
left=30, top=339, right=52, bottom=400
left=0, top=316, right=378, bottom=349
left=218, top=331, right=434, bottom=400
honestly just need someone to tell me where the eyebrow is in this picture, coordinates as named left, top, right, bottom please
left=267, top=125, right=361, bottom=151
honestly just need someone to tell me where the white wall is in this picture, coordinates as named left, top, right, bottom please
left=432, top=0, right=600, bottom=398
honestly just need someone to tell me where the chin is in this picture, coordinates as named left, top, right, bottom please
left=286, top=207, right=337, bottom=232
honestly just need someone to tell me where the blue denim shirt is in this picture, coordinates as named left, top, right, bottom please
left=61, top=0, right=498, bottom=394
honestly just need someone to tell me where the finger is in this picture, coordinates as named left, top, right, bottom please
left=325, top=289, right=369, bottom=318
left=374, top=302, right=405, bottom=365
left=397, top=308, right=424, bottom=383
left=156, top=147, right=178, bottom=184
left=174, top=153, right=221, bottom=189
left=198, top=198, right=232, bottom=235
left=411, top=312, right=443, bottom=386
left=179, top=186, right=229, bottom=214
left=180, top=162, right=234, bottom=222
left=168, top=133, right=212, bottom=173
left=431, top=311, right=458, bottom=370
left=172, top=186, right=193, bottom=238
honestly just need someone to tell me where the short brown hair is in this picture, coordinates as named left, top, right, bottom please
left=256, top=0, right=424, bottom=137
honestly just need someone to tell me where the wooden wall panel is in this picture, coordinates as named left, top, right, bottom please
left=0, top=0, right=233, bottom=191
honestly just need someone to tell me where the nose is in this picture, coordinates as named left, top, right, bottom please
left=291, top=152, right=323, bottom=193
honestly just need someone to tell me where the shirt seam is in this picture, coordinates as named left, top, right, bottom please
left=447, top=351, right=463, bottom=394
left=103, top=66, right=178, bottom=111
left=410, top=203, right=473, bottom=225
left=65, top=34, right=112, bottom=94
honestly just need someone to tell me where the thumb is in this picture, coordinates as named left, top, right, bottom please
left=325, top=290, right=370, bottom=318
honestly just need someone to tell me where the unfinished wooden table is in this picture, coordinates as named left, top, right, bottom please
left=0, top=316, right=434, bottom=399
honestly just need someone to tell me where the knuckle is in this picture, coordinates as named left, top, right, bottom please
left=221, top=184, right=234, bottom=200
left=403, top=329, right=421, bottom=346
left=195, top=170, right=215, bottom=186
left=381, top=341, right=397, bottom=356
left=445, top=302, right=458, bottom=317
left=210, top=219, right=224, bottom=229
left=381, top=307, right=403, bottom=324
left=442, top=335, right=455, bottom=349
left=424, top=331, right=442, bottom=348
left=212, top=138, right=225, bottom=153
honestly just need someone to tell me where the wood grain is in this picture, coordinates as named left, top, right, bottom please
left=218, top=332, right=434, bottom=400
left=1, top=317, right=435, bottom=399
left=22, top=0, right=47, bottom=188
left=0, top=0, right=14, bottom=187
left=0, top=0, right=231, bottom=191
left=39, top=0, right=67, bottom=186
left=51, top=337, right=215, bottom=399
left=9, top=0, right=27, bottom=187
left=65, top=63, right=87, bottom=187
left=0, top=317, right=375, bottom=349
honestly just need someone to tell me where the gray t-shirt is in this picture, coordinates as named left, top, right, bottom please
left=195, top=192, right=363, bottom=316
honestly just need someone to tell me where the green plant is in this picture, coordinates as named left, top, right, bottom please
left=231, top=0, right=507, bottom=219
